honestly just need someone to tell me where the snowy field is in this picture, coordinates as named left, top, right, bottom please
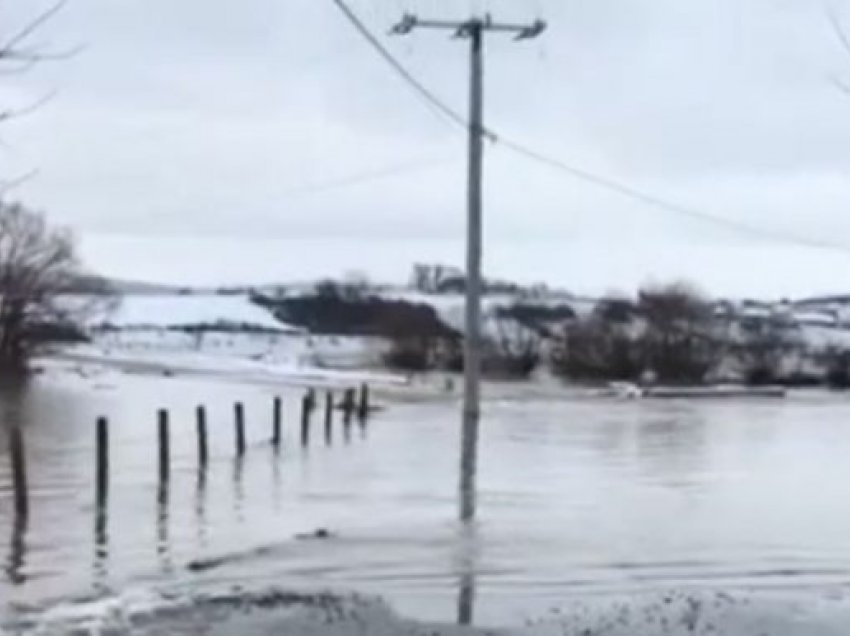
left=77, top=331, right=394, bottom=380
left=66, top=293, right=405, bottom=387
left=90, top=292, right=300, bottom=333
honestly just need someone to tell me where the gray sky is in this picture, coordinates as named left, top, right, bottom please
left=2, top=0, right=850, bottom=297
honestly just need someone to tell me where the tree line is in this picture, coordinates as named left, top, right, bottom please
left=379, top=281, right=850, bottom=387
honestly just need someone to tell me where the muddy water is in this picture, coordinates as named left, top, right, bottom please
left=3, top=369, right=850, bottom=629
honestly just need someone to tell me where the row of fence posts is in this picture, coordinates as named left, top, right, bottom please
left=4, top=383, right=373, bottom=585
left=87, top=383, right=371, bottom=510
left=7, top=382, right=372, bottom=555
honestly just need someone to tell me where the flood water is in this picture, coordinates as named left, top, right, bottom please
left=3, top=369, right=850, bottom=630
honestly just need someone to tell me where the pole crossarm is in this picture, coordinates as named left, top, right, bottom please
left=391, top=14, right=546, bottom=40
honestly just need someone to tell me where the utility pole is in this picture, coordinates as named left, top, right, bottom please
left=391, top=14, right=546, bottom=522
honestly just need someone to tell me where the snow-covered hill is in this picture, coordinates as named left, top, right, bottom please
left=90, top=293, right=301, bottom=333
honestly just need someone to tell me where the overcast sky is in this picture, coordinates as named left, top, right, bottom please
left=2, top=0, right=850, bottom=297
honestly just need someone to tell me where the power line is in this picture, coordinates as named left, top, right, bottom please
left=497, top=138, right=850, bottom=254
left=329, top=0, right=850, bottom=256
left=279, top=155, right=453, bottom=198
left=329, top=0, right=468, bottom=131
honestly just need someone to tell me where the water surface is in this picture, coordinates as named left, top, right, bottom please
left=2, top=370, right=850, bottom=628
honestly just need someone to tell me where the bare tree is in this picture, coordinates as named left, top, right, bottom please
left=551, top=313, right=639, bottom=382
left=1, top=2, right=77, bottom=195
left=551, top=283, right=721, bottom=384
left=484, top=314, right=541, bottom=378
left=827, top=5, right=850, bottom=95
left=0, top=1, right=76, bottom=69
left=637, top=282, right=721, bottom=383
left=733, top=314, right=801, bottom=385
left=0, top=201, right=109, bottom=372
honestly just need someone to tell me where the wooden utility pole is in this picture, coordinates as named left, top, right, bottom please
left=391, top=14, right=545, bottom=522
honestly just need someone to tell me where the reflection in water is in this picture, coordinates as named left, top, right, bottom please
left=271, top=447, right=282, bottom=513
left=636, top=410, right=708, bottom=490
left=6, top=513, right=27, bottom=585
left=93, top=504, right=108, bottom=587
left=6, top=515, right=28, bottom=585
left=233, top=457, right=245, bottom=523
left=456, top=525, right=478, bottom=626
left=156, top=473, right=172, bottom=574
left=2, top=379, right=30, bottom=586
left=457, top=569, right=476, bottom=626
left=5, top=425, right=28, bottom=585
left=195, top=465, right=208, bottom=548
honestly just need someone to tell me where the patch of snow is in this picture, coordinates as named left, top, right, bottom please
left=381, top=290, right=576, bottom=336
left=89, top=293, right=299, bottom=333
left=799, top=325, right=850, bottom=350
left=794, top=310, right=838, bottom=327
left=60, top=342, right=406, bottom=387
left=14, top=588, right=850, bottom=635
left=89, top=330, right=387, bottom=369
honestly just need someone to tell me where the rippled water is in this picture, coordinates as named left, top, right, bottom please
left=3, top=370, right=850, bottom=629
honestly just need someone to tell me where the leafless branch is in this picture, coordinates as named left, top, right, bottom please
left=830, top=73, right=850, bottom=96
left=1, top=43, right=85, bottom=64
left=0, top=1, right=68, bottom=58
left=0, top=91, right=57, bottom=124
left=0, top=59, right=39, bottom=76
left=0, top=0, right=82, bottom=69
left=0, top=2, right=75, bottom=130
left=0, top=171, right=38, bottom=198
left=826, top=3, right=850, bottom=97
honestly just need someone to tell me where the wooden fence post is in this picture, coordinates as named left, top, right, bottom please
left=158, top=409, right=170, bottom=482
left=324, top=391, right=333, bottom=445
left=272, top=396, right=282, bottom=448
left=343, top=388, right=355, bottom=427
left=235, top=402, right=246, bottom=456
left=9, top=425, right=28, bottom=518
left=358, top=383, right=369, bottom=422
left=301, top=391, right=311, bottom=447
left=96, top=417, right=109, bottom=507
left=196, top=406, right=208, bottom=467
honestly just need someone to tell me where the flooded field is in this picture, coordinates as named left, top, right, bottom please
left=3, top=369, right=850, bottom=632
